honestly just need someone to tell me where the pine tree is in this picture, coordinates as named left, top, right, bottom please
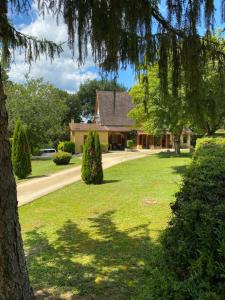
left=12, top=119, right=22, bottom=169
left=92, top=131, right=103, bottom=184
left=81, top=130, right=94, bottom=184
left=13, top=124, right=32, bottom=179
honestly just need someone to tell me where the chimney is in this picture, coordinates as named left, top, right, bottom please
left=71, top=118, right=75, bottom=124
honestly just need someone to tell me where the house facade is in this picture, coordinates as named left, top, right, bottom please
left=69, top=91, right=191, bottom=153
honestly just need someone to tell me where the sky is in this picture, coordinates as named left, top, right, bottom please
left=8, top=0, right=223, bottom=93
left=9, top=4, right=136, bottom=93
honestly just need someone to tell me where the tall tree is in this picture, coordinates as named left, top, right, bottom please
left=1, top=0, right=225, bottom=297
left=77, top=79, right=126, bottom=119
left=6, top=78, right=69, bottom=150
left=0, top=1, right=61, bottom=298
left=129, top=65, right=189, bottom=154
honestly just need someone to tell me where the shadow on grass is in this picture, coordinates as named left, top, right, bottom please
left=102, top=179, right=120, bottom=184
left=156, top=151, right=192, bottom=159
left=24, top=211, right=159, bottom=299
left=171, top=165, right=188, bottom=175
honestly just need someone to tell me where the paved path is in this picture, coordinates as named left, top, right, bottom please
left=17, top=151, right=154, bottom=207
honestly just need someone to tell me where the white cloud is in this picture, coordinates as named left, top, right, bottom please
left=9, top=10, right=98, bottom=92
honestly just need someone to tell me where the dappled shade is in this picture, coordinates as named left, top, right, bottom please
left=24, top=211, right=158, bottom=299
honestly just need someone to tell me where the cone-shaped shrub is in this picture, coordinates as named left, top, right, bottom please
left=92, top=131, right=103, bottom=184
left=12, top=119, right=22, bottom=168
left=81, top=130, right=104, bottom=184
left=13, top=124, right=32, bottom=179
left=81, top=130, right=94, bottom=184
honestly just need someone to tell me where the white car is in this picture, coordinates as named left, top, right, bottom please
left=40, top=148, right=56, bottom=157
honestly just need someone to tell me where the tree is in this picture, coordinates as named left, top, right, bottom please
left=81, top=130, right=103, bottom=184
left=129, top=65, right=189, bottom=154
left=6, top=78, right=69, bottom=151
left=81, top=130, right=94, bottom=184
left=77, top=79, right=126, bottom=119
left=12, top=119, right=22, bottom=165
left=92, top=131, right=103, bottom=184
left=13, top=123, right=32, bottom=179
left=1, top=0, right=225, bottom=297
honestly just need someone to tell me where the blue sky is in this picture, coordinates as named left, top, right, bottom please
left=9, top=0, right=223, bottom=93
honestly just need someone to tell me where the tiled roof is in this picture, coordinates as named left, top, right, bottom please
left=69, top=123, right=108, bottom=131
left=69, top=122, right=132, bottom=132
left=97, top=91, right=135, bottom=126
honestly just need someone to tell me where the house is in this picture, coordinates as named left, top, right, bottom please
left=69, top=91, right=192, bottom=153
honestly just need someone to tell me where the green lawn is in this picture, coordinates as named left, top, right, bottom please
left=17, top=156, right=81, bottom=182
left=19, top=152, right=191, bottom=299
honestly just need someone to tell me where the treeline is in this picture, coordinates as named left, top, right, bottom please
left=6, top=77, right=126, bottom=153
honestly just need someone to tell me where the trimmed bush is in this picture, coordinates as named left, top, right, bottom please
left=58, top=141, right=75, bottom=154
left=13, top=123, right=32, bottom=179
left=52, top=151, right=72, bottom=165
left=92, top=131, right=103, bottom=184
left=12, top=119, right=22, bottom=166
left=81, top=130, right=103, bottom=184
left=144, top=137, right=225, bottom=299
left=101, top=144, right=108, bottom=153
left=126, top=139, right=134, bottom=149
left=81, top=131, right=93, bottom=183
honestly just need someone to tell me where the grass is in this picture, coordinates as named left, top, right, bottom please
left=19, top=152, right=191, bottom=299
left=17, top=156, right=81, bottom=182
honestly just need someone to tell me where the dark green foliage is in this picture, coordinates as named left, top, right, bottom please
left=58, top=141, right=75, bottom=154
left=92, top=131, right=103, bottom=184
left=81, top=131, right=94, bottom=184
left=144, top=137, right=225, bottom=299
left=12, top=119, right=22, bottom=167
left=81, top=130, right=103, bottom=184
left=13, top=124, right=32, bottom=179
left=126, top=140, right=134, bottom=149
left=52, top=151, right=72, bottom=165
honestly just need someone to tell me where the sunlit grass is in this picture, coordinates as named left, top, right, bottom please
left=19, top=152, right=191, bottom=299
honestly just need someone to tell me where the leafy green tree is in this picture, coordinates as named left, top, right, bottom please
left=92, top=131, right=103, bottom=184
left=13, top=123, right=32, bottom=179
left=129, top=65, right=189, bottom=154
left=81, top=130, right=94, bottom=184
left=77, top=79, right=126, bottom=119
left=6, top=78, right=69, bottom=150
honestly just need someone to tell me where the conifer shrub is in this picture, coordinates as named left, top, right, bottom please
left=141, top=137, right=225, bottom=299
left=12, top=119, right=22, bottom=168
left=13, top=124, right=32, bottom=179
left=81, top=130, right=93, bottom=183
left=58, top=141, right=75, bottom=154
left=52, top=151, right=72, bottom=165
left=81, top=130, right=103, bottom=184
left=92, top=131, right=103, bottom=184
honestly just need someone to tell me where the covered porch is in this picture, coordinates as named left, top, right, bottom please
left=137, top=132, right=172, bottom=149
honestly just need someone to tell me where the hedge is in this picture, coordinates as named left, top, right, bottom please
left=58, top=141, right=75, bottom=154
left=141, top=137, right=225, bottom=299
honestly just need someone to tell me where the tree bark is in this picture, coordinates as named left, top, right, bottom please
left=0, top=69, right=34, bottom=299
left=173, top=133, right=181, bottom=155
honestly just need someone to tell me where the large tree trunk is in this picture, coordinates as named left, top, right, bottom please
left=173, top=133, right=181, bottom=155
left=0, top=69, right=34, bottom=299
